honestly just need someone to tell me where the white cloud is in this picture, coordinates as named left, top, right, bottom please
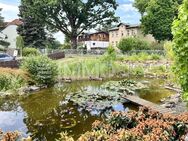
left=0, top=2, right=19, bottom=21
left=118, top=4, right=138, bottom=12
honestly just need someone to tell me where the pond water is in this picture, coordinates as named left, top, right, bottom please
left=0, top=77, right=176, bottom=140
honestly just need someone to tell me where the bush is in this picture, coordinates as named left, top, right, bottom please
left=0, top=68, right=28, bottom=91
left=59, top=107, right=188, bottom=141
left=21, top=55, right=58, bottom=86
left=164, top=41, right=174, bottom=61
left=118, top=37, right=150, bottom=53
left=151, top=42, right=165, bottom=50
left=172, top=1, right=188, bottom=100
left=22, top=47, right=40, bottom=56
left=61, top=43, right=71, bottom=49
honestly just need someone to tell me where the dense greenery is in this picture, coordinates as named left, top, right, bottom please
left=23, top=0, right=118, bottom=49
left=16, top=36, right=24, bottom=56
left=0, top=8, right=4, bottom=30
left=22, top=47, right=40, bottom=57
left=172, top=0, right=188, bottom=100
left=58, top=107, right=188, bottom=141
left=118, top=37, right=150, bottom=53
left=0, top=68, right=28, bottom=91
left=21, top=55, right=58, bottom=86
left=133, top=0, right=149, bottom=16
left=134, top=0, right=182, bottom=41
left=17, top=0, right=47, bottom=49
left=0, top=9, right=10, bottom=48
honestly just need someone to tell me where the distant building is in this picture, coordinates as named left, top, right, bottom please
left=78, top=31, right=109, bottom=50
left=0, top=19, right=22, bottom=49
left=109, top=23, right=155, bottom=47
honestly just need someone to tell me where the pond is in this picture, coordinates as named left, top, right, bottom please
left=0, top=77, right=176, bottom=140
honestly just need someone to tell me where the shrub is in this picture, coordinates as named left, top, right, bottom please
left=21, top=55, right=58, bottom=86
left=0, top=68, right=28, bottom=91
left=118, top=37, right=150, bottom=53
left=59, top=107, right=188, bottom=141
left=22, top=47, right=40, bottom=56
left=164, top=41, right=174, bottom=61
left=172, top=1, right=188, bottom=100
left=149, top=53, right=161, bottom=60
left=61, top=43, right=71, bottom=49
left=151, top=42, right=165, bottom=50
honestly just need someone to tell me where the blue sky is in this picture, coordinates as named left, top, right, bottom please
left=0, top=0, right=141, bottom=42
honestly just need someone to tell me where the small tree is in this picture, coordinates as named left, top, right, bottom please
left=172, top=0, right=188, bottom=100
left=16, top=36, right=24, bottom=57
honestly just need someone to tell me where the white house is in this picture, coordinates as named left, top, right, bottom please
left=0, top=19, right=22, bottom=49
left=78, top=31, right=109, bottom=50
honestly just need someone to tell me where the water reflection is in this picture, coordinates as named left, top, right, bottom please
left=0, top=78, right=177, bottom=140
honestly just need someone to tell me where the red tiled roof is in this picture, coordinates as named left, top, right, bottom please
left=7, top=19, right=23, bottom=26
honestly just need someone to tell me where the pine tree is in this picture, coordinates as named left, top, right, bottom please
left=17, top=0, right=47, bottom=49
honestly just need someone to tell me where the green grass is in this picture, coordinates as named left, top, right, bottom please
left=57, top=56, right=128, bottom=79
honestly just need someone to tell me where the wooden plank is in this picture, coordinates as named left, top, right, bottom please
left=123, top=95, right=176, bottom=114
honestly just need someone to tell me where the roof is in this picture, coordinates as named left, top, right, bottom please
left=6, top=19, right=23, bottom=26
left=109, top=23, right=140, bottom=31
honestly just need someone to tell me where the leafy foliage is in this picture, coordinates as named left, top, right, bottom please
left=140, top=0, right=182, bottom=41
left=59, top=107, right=188, bottom=141
left=21, top=55, right=58, bottom=86
left=118, top=37, right=150, bottom=53
left=0, top=68, right=28, bottom=91
left=172, top=0, right=188, bottom=100
left=164, top=41, right=174, bottom=61
left=22, top=47, right=40, bottom=57
left=16, top=36, right=24, bottom=56
left=17, top=0, right=47, bottom=49
left=23, top=0, right=118, bottom=49
left=133, top=0, right=150, bottom=16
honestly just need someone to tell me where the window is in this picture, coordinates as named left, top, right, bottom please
left=116, top=31, right=118, bottom=37
left=93, top=43, right=96, bottom=46
left=121, top=32, right=124, bottom=36
left=127, top=30, right=130, bottom=36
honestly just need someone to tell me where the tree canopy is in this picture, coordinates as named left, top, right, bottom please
left=23, top=0, right=119, bottom=49
left=134, top=0, right=182, bottom=41
left=133, top=0, right=150, bottom=16
left=17, top=0, right=47, bottom=49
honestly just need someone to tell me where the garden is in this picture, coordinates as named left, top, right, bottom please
left=0, top=40, right=187, bottom=140
left=0, top=0, right=188, bottom=140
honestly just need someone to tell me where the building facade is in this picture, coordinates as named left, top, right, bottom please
left=78, top=31, right=109, bottom=50
left=0, top=19, right=22, bottom=49
left=109, top=23, right=155, bottom=47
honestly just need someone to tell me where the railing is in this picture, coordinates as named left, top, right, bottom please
left=62, top=49, right=107, bottom=55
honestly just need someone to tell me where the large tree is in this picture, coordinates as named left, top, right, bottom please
left=134, top=0, right=182, bottom=41
left=133, top=0, right=150, bottom=17
left=23, top=0, right=118, bottom=49
left=17, top=0, right=47, bottom=49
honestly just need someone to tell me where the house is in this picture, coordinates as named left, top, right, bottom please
left=109, top=23, right=155, bottom=47
left=78, top=31, right=109, bottom=50
left=0, top=19, right=22, bottom=49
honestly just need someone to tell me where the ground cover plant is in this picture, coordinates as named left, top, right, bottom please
left=58, top=107, right=188, bottom=141
left=0, top=68, right=28, bottom=92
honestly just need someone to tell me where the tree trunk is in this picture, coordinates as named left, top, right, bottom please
left=71, top=36, right=77, bottom=49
